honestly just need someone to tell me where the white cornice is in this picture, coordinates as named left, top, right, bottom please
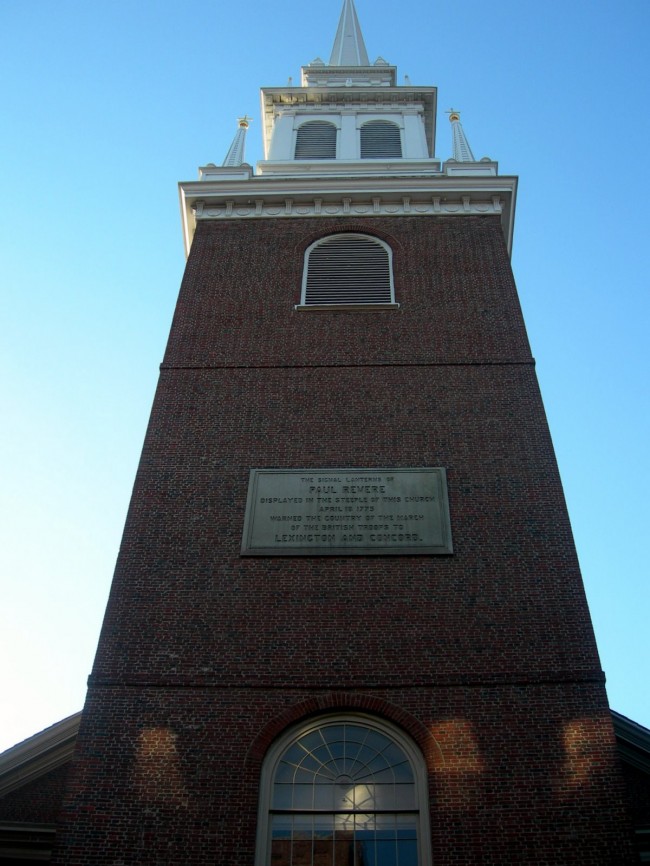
left=178, top=174, right=518, bottom=259
left=257, top=159, right=442, bottom=177
left=0, top=713, right=81, bottom=798
left=301, top=65, right=397, bottom=88
left=612, top=710, right=650, bottom=773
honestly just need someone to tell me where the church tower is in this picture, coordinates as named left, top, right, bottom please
left=51, top=2, right=636, bottom=863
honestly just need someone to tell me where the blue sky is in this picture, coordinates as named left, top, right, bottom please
left=1, top=0, right=648, bottom=753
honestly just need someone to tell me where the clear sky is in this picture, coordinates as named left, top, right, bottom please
left=1, top=0, right=648, bottom=754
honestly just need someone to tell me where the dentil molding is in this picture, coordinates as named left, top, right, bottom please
left=192, top=194, right=503, bottom=220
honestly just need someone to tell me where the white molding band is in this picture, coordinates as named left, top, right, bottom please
left=192, top=194, right=504, bottom=221
left=295, top=303, right=400, bottom=311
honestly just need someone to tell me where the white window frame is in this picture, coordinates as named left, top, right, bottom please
left=358, top=117, right=404, bottom=159
left=293, top=117, right=340, bottom=160
left=254, top=713, right=432, bottom=866
left=296, top=232, right=399, bottom=311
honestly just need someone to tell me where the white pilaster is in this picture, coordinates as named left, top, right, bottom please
left=339, top=112, right=358, bottom=159
left=268, top=111, right=295, bottom=160
left=402, top=112, right=428, bottom=159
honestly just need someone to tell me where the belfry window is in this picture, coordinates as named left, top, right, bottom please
left=360, top=121, right=402, bottom=158
left=295, top=121, right=337, bottom=159
left=256, top=715, right=431, bottom=866
left=300, top=233, right=395, bottom=308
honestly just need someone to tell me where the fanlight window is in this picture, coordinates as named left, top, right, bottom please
left=259, top=717, right=429, bottom=866
left=302, top=234, right=394, bottom=307
left=360, top=121, right=402, bottom=159
left=295, top=121, right=337, bottom=160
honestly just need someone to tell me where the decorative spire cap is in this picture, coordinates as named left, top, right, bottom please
left=329, top=0, right=370, bottom=66
left=447, top=109, right=476, bottom=162
left=222, top=116, right=251, bottom=167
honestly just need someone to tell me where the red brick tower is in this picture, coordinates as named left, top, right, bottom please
left=51, top=2, right=636, bottom=863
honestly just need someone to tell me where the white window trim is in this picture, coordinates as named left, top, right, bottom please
left=297, top=232, right=398, bottom=310
left=293, top=117, right=341, bottom=160
left=356, top=114, right=405, bottom=130
left=359, top=118, right=404, bottom=159
left=295, top=302, right=400, bottom=311
left=254, top=712, right=432, bottom=866
left=295, top=115, right=342, bottom=130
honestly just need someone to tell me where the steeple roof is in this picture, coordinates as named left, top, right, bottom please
left=222, top=116, right=251, bottom=167
left=448, top=110, right=476, bottom=162
left=329, top=0, right=370, bottom=66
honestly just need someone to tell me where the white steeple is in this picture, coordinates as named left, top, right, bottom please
left=222, top=116, right=251, bottom=167
left=181, top=2, right=515, bottom=261
left=329, top=0, right=370, bottom=66
left=448, top=110, right=475, bottom=162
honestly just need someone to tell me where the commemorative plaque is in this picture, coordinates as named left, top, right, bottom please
left=241, top=468, right=452, bottom=556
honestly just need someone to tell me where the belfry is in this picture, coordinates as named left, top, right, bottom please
left=5, top=1, right=644, bottom=863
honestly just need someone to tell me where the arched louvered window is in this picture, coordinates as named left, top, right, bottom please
left=301, top=234, right=395, bottom=308
left=360, top=120, right=403, bottom=159
left=255, top=715, right=431, bottom=866
left=295, top=121, right=337, bottom=160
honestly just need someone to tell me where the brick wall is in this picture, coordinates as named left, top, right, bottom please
left=0, top=763, right=70, bottom=824
left=51, top=216, right=637, bottom=863
left=620, top=759, right=650, bottom=831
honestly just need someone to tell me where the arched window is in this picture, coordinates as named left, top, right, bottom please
left=256, top=715, right=431, bottom=866
left=301, top=234, right=396, bottom=308
left=360, top=121, right=402, bottom=158
left=295, top=121, right=337, bottom=159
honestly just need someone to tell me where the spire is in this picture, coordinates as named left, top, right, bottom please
left=329, top=0, right=370, bottom=66
left=448, top=110, right=476, bottom=162
left=222, top=116, right=251, bottom=167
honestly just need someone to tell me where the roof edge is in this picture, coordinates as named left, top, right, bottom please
left=0, top=713, right=82, bottom=798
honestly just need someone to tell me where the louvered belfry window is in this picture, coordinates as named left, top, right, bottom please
left=303, top=234, right=394, bottom=306
left=360, top=120, right=402, bottom=158
left=295, top=121, right=337, bottom=160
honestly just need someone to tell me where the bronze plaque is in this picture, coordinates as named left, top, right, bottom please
left=241, top=468, right=452, bottom=556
